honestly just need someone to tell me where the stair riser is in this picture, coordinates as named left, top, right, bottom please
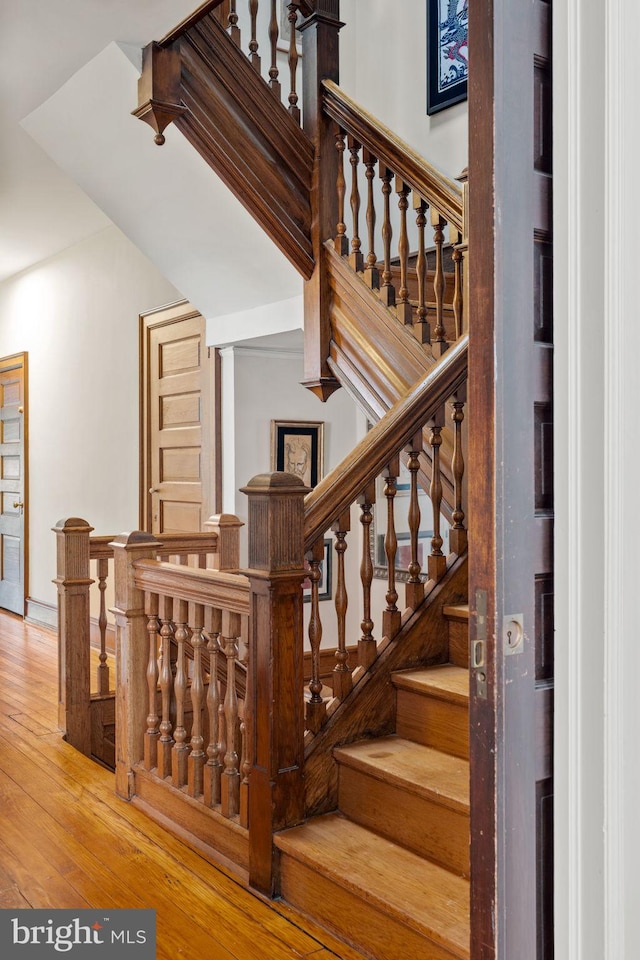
left=279, top=855, right=466, bottom=960
left=396, top=690, right=469, bottom=760
left=338, top=766, right=469, bottom=877
left=447, top=620, right=468, bottom=668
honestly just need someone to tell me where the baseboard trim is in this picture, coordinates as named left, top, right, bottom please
left=25, top=597, right=57, bottom=631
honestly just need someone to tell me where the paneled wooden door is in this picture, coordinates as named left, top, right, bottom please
left=0, top=353, right=28, bottom=616
left=140, top=303, right=220, bottom=534
left=468, top=1, right=553, bottom=958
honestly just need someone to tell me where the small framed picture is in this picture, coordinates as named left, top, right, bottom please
left=271, top=420, right=324, bottom=489
left=302, top=538, right=333, bottom=602
left=427, top=0, right=469, bottom=115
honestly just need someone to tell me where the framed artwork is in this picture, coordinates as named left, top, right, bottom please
left=427, top=0, right=469, bottom=115
left=302, top=538, right=333, bottom=602
left=271, top=420, right=324, bottom=488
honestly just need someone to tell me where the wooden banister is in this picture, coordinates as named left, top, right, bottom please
left=322, top=80, right=464, bottom=232
left=304, top=333, right=468, bottom=548
left=133, top=561, right=250, bottom=614
left=158, top=0, right=227, bottom=47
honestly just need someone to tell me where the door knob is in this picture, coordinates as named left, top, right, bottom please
left=13, top=500, right=24, bottom=514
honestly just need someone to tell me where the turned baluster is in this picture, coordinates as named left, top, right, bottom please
left=334, top=128, right=349, bottom=255
left=171, top=599, right=190, bottom=788
left=431, top=211, right=448, bottom=355
left=144, top=592, right=160, bottom=770
left=452, top=231, right=464, bottom=340
left=383, top=457, right=402, bottom=638
left=449, top=388, right=468, bottom=555
left=227, top=0, right=241, bottom=46
left=428, top=409, right=447, bottom=582
left=363, top=149, right=379, bottom=289
left=96, top=557, right=110, bottom=694
left=268, top=0, right=281, bottom=97
left=287, top=3, right=300, bottom=123
left=239, top=714, right=250, bottom=828
left=379, top=165, right=396, bottom=306
left=395, top=179, right=413, bottom=324
left=203, top=606, right=223, bottom=806
left=239, top=625, right=251, bottom=828
left=157, top=596, right=175, bottom=779
left=358, top=482, right=377, bottom=669
left=405, top=438, right=424, bottom=609
left=414, top=195, right=430, bottom=344
left=348, top=137, right=364, bottom=272
left=188, top=603, right=206, bottom=798
left=249, top=0, right=261, bottom=72
left=306, top=538, right=327, bottom=733
left=332, top=511, right=352, bottom=700
left=221, top=613, right=241, bottom=819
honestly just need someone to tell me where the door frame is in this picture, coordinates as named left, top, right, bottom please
left=0, top=351, right=29, bottom=617
left=139, top=301, right=221, bottom=532
left=468, top=1, right=553, bottom=957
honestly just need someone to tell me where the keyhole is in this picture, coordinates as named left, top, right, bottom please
left=507, top=629, right=513, bottom=646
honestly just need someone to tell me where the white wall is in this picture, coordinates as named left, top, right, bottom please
left=0, top=225, right=181, bottom=610
left=340, top=0, right=468, bottom=181
left=555, top=1, right=640, bottom=958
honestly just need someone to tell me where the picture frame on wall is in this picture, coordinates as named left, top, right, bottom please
left=271, top=420, right=324, bottom=489
left=427, top=0, right=469, bottom=115
left=302, top=538, right=333, bottom=602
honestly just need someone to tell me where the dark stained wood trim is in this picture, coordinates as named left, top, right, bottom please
left=158, top=0, right=227, bottom=47
left=467, top=0, right=498, bottom=952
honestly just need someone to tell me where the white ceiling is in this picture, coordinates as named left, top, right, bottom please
left=0, top=1, right=222, bottom=284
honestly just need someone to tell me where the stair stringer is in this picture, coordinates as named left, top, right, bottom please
left=169, top=14, right=316, bottom=278
left=302, top=553, right=468, bottom=818
left=323, top=242, right=459, bottom=517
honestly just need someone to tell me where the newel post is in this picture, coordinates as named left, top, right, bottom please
left=299, top=1, right=343, bottom=400
left=204, top=513, right=244, bottom=570
left=241, top=473, right=308, bottom=897
left=111, top=531, right=160, bottom=800
left=52, top=517, right=94, bottom=756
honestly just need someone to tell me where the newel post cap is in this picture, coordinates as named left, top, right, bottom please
left=241, top=472, right=309, bottom=574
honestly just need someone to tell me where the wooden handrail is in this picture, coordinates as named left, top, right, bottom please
left=133, top=559, right=250, bottom=615
left=304, top=333, right=468, bottom=549
left=159, top=0, right=227, bottom=47
left=322, top=80, right=464, bottom=231
left=89, top=531, right=222, bottom=562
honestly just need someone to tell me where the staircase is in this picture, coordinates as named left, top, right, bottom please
left=124, top=4, right=473, bottom=959
left=277, top=606, right=470, bottom=960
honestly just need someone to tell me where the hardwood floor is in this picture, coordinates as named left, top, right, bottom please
left=0, top=610, right=364, bottom=960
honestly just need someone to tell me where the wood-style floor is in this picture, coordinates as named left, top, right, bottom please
left=0, top=610, right=364, bottom=960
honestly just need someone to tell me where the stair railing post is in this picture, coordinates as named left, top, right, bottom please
left=52, top=517, right=94, bottom=757
left=241, top=472, right=308, bottom=897
left=299, top=1, right=343, bottom=401
left=204, top=513, right=244, bottom=570
left=111, top=531, right=161, bottom=800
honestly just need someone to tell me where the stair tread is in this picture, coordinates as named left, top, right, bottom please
left=335, top=736, right=469, bottom=812
left=277, top=813, right=470, bottom=959
left=393, top=664, right=469, bottom=704
left=443, top=603, right=469, bottom=620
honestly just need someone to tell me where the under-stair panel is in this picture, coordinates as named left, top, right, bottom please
left=276, top=813, right=470, bottom=960
left=335, top=735, right=469, bottom=876
left=394, top=665, right=470, bottom=760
